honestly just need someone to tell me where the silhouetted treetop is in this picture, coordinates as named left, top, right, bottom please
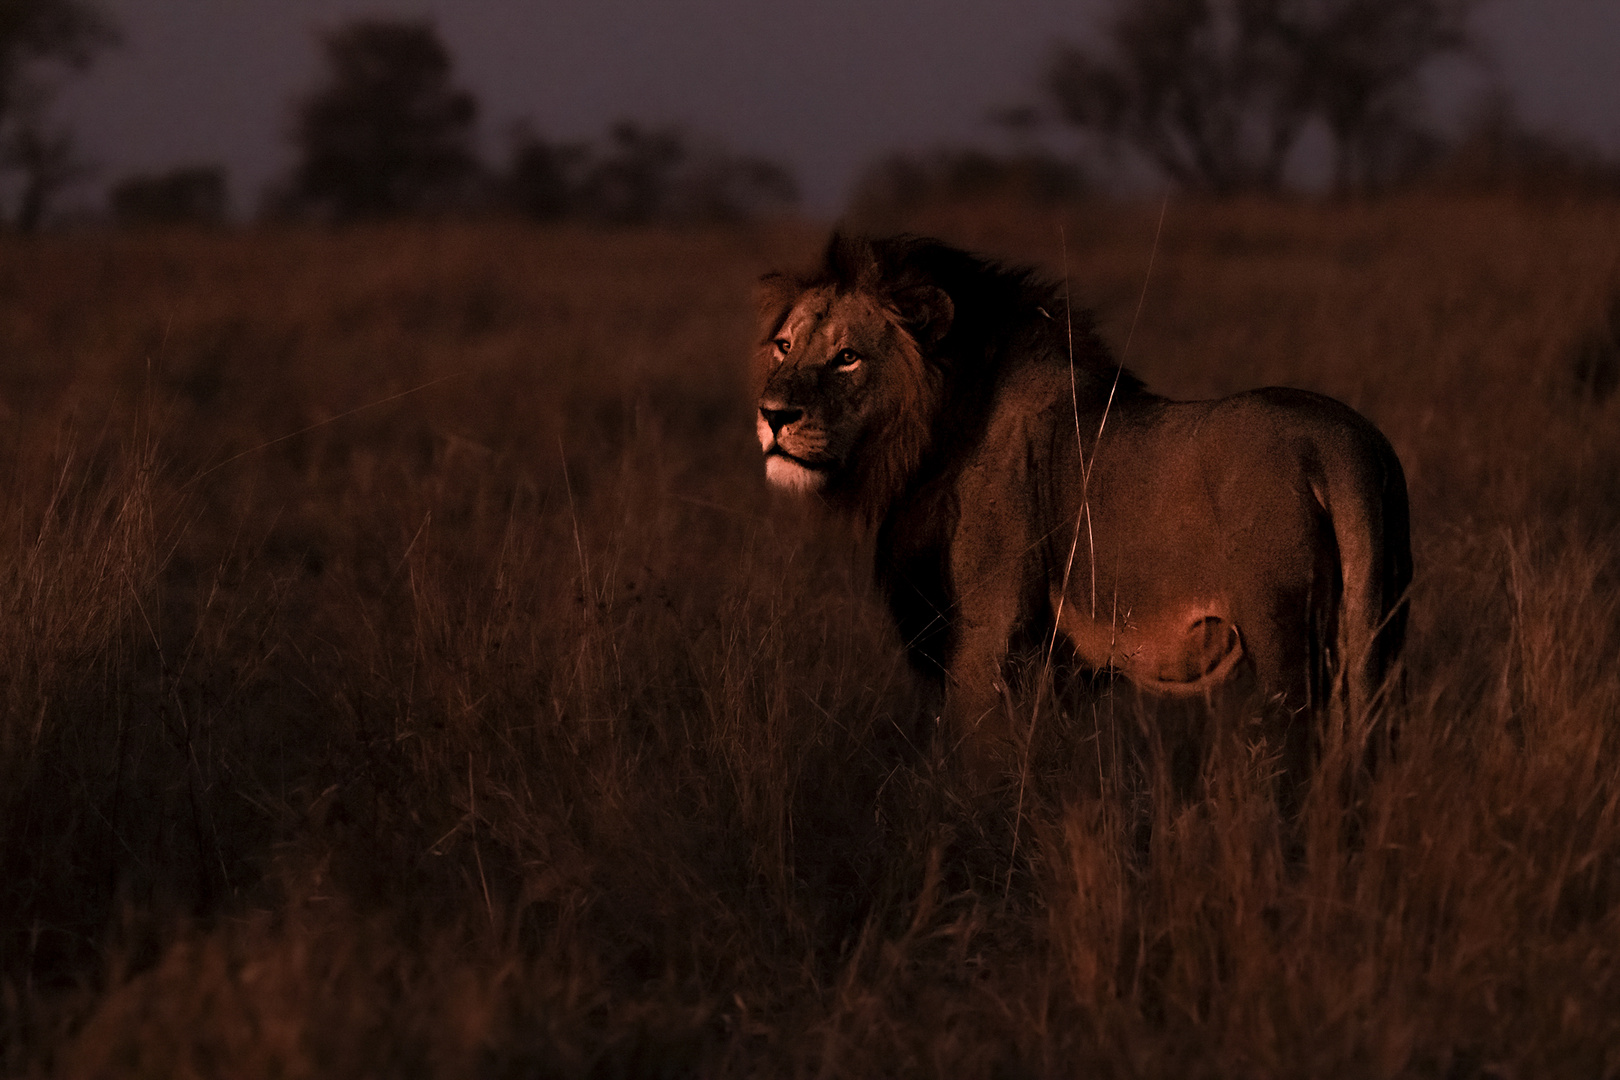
left=1047, top=0, right=1479, bottom=194
left=284, top=18, right=479, bottom=220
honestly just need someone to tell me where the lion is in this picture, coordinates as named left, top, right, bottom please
left=755, top=234, right=1411, bottom=792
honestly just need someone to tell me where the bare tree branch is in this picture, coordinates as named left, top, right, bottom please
left=1046, top=0, right=1480, bottom=194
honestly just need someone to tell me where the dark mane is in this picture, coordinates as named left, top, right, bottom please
left=816, top=233, right=1145, bottom=403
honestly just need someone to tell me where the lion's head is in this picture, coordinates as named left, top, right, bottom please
left=754, top=235, right=954, bottom=518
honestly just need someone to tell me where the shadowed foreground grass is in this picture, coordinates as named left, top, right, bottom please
left=2, top=203, right=1619, bottom=1077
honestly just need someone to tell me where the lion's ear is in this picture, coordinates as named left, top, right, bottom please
left=894, top=284, right=954, bottom=348
left=755, top=272, right=798, bottom=331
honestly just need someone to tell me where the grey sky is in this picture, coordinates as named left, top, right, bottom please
left=54, top=0, right=1620, bottom=216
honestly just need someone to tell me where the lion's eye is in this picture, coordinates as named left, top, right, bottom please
left=772, top=337, right=791, bottom=355
left=832, top=348, right=861, bottom=370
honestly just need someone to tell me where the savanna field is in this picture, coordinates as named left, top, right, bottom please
left=1, top=198, right=1619, bottom=1077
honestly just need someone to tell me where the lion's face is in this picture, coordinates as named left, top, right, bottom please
left=756, top=286, right=920, bottom=495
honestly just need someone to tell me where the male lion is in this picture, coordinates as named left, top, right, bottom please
left=755, top=234, right=1411, bottom=791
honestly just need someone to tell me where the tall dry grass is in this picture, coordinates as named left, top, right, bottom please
left=1, top=202, right=1618, bottom=1077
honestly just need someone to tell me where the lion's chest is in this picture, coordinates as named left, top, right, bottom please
left=875, top=483, right=962, bottom=677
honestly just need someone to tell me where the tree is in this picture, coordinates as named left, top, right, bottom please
left=2, top=114, right=79, bottom=230
left=1046, top=0, right=1305, bottom=193
left=283, top=18, right=479, bottom=220
left=1285, top=0, right=1477, bottom=191
left=1045, top=0, right=1478, bottom=195
left=0, top=0, right=116, bottom=229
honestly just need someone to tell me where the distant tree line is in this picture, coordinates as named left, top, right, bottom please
left=846, top=147, right=1084, bottom=225
left=853, top=0, right=1620, bottom=221
left=253, top=19, right=797, bottom=226
left=109, top=165, right=228, bottom=226
left=1040, top=0, right=1491, bottom=195
left=499, top=120, right=797, bottom=225
left=7, top=3, right=1620, bottom=231
left=103, top=18, right=797, bottom=228
left=1421, top=91, right=1620, bottom=199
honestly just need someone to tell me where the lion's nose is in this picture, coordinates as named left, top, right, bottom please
left=759, top=404, right=802, bottom=434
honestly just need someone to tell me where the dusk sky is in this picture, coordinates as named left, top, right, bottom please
left=55, top=0, right=1620, bottom=216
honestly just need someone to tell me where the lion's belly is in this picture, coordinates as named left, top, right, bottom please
left=1052, top=595, right=1246, bottom=693
left=1047, top=427, right=1328, bottom=699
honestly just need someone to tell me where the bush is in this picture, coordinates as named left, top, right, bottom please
left=109, top=165, right=229, bottom=226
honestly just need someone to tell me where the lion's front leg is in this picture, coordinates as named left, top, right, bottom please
left=941, top=568, right=1029, bottom=795
left=941, top=456, right=1038, bottom=795
left=942, top=633, right=1020, bottom=793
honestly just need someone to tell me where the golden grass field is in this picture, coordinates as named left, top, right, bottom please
left=1, top=199, right=1618, bottom=1077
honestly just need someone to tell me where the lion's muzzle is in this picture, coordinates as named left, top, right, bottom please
left=759, top=403, right=802, bottom=435
left=758, top=400, right=831, bottom=492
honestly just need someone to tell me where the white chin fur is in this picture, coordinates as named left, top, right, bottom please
left=765, top=454, right=825, bottom=493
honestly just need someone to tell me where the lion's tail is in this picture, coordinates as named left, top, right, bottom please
left=1331, top=432, right=1413, bottom=741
